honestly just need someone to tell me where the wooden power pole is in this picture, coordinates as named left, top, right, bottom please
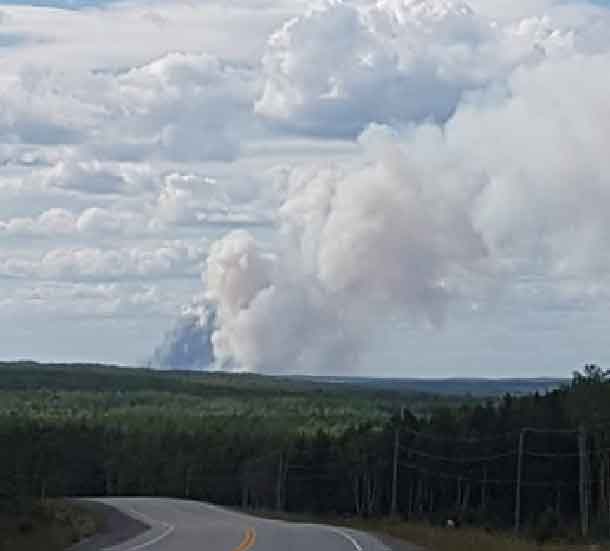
left=391, top=407, right=405, bottom=518
left=481, top=465, right=488, bottom=512
left=579, top=426, right=590, bottom=538
left=276, top=452, right=284, bottom=511
left=391, top=426, right=399, bottom=517
left=515, top=429, right=526, bottom=533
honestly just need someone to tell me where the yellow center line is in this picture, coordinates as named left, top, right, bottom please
left=233, top=527, right=256, bottom=551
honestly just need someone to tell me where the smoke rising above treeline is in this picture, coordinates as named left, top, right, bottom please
left=151, top=0, right=610, bottom=373
left=150, top=303, right=216, bottom=371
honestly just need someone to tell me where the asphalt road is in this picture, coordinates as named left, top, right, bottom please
left=76, top=497, right=406, bottom=551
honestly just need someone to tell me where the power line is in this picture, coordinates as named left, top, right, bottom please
left=246, top=449, right=282, bottom=466
left=403, top=447, right=518, bottom=463
left=398, top=420, right=610, bottom=446
left=399, top=462, right=580, bottom=488
left=401, top=427, right=520, bottom=444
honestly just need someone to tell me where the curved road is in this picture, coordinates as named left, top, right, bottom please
left=78, top=498, right=403, bottom=551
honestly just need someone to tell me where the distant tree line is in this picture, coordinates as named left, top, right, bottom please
left=1, top=365, right=610, bottom=542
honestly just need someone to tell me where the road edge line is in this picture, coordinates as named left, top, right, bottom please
left=102, top=507, right=175, bottom=551
left=321, top=526, right=364, bottom=551
left=197, top=501, right=366, bottom=551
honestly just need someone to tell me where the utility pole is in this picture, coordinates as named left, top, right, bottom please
left=579, top=426, right=590, bottom=537
left=275, top=451, right=288, bottom=512
left=515, top=429, right=526, bottom=534
left=481, top=465, right=487, bottom=512
left=276, top=452, right=284, bottom=511
left=391, top=426, right=399, bottom=517
left=391, top=407, right=404, bottom=518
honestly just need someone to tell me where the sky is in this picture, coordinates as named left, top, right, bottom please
left=1, top=0, right=610, bottom=377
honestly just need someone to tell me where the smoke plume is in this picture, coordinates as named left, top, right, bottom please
left=150, top=303, right=215, bottom=370
left=153, top=0, right=610, bottom=372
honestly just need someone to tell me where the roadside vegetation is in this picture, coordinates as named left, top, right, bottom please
left=346, top=519, right=599, bottom=551
left=0, top=499, right=100, bottom=551
left=243, top=510, right=597, bottom=550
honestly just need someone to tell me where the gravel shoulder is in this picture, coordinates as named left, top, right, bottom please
left=68, top=500, right=149, bottom=551
left=374, top=532, right=426, bottom=551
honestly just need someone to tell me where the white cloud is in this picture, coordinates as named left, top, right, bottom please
left=0, top=239, right=208, bottom=281
left=154, top=172, right=274, bottom=228
left=0, top=1, right=305, bottom=73
left=42, top=159, right=131, bottom=194
left=0, top=51, right=257, bottom=162
left=95, top=52, right=258, bottom=162
left=76, top=207, right=141, bottom=235
left=0, top=63, right=106, bottom=146
left=255, top=0, right=608, bottom=137
left=0, top=206, right=154, bottom=237
left=155, top=173, right=223, bottom=226
left=446, top=52, right=610, bottom=279
left=0, top=208, right=75, bottom=237
left=0, top=281, right=180, bottom=320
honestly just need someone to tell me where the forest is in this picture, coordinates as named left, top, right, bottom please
left=0, top=362, right=608, bottom=543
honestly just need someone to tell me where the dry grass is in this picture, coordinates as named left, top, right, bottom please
left=0, top=499, right=102, bottom=551
left=345, top=519, right=610, bottom=551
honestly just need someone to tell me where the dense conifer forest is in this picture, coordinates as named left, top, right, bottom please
left=1, top=362, right=608, bottom=542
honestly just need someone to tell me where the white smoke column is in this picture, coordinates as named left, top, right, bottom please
left=203, top=230, right=359, bottom=372
left=203, top=125, right=490, bottom=373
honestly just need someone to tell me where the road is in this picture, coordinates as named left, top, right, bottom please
left=76, top=497, right=404, bottom=551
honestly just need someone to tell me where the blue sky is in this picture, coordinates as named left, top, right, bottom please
left=0, top=0, right=113, bottom=6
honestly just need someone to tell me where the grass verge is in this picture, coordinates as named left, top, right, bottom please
left=343, top=518, right=608, bottom=551
left=245, top=509, right=606, bottom=551
left=0, top=499, right=103, bottom=551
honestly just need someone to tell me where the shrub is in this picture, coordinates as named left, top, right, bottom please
left=529, top=507, right=561, bottom=544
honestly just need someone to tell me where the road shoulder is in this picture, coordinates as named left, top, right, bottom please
left=373, top=532, right=426, bottom=551
left=68, top=500, right=149, bottom=551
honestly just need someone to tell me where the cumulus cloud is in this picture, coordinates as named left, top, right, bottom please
left=75, top=207, right=142, bottom=235
left=255, top=0, right=489, bottom=135
left=443, top=54, right=610, bottom=278
left=41, top=160, right=129, bottom=195
left=0, top=67, right=96, bottom=145
left=154, top=172, right=274, bottom=228
left=255, top=0, right=606, bottom=137
left=0, top=281, right=177, bottom=321
left=1, top=51, right=257, bottom=162
left=0, top=206, right=155, bottom=238
left=0, top=240, right=208, bottom=281
left=0, top=208, right=76, bottom=237
left=96, top=52, right=257, bottom=162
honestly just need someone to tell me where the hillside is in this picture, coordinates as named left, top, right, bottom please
left=0, top=361, right=465, bottom=435
left=301, top=376, right=567, bottom=396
